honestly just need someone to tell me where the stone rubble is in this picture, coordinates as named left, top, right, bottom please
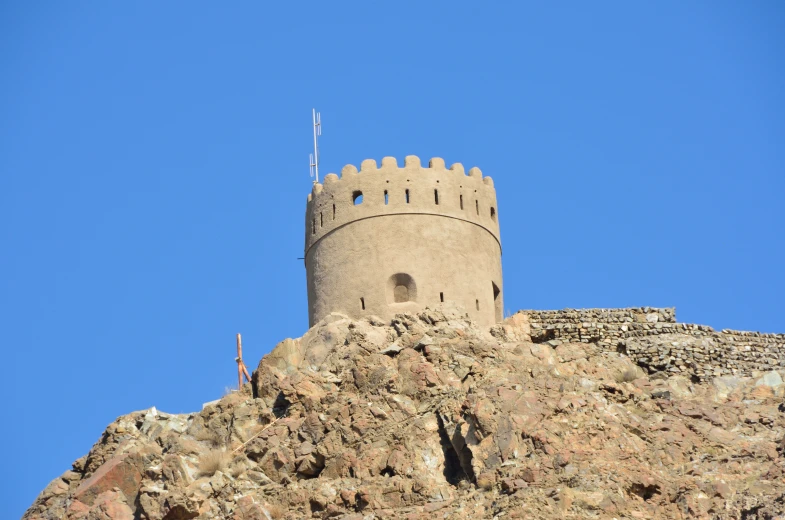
left=24, top=305, right=785, bottom=519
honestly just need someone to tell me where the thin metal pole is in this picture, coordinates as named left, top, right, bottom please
left=312, top=108, right=319, bottom=183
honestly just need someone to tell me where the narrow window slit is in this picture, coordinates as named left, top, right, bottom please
left=490, top=207, right=496, bottom=221
left=460, top=194, right=463, bottom=209
left=320, top=212, right=323, bottom=227
left=384, top=190, right=389, bottom=205
left=360, top=297, right=365, bottom=310
left=405, top=189, right=410, bottom=203
left=475, top=199, right=479, bottom=215
left=332, top=204, right=336, bottom=220
left=476, top=299, right=480, bottom=311
left=434, top=189, right=439, bottom=205
left=312, top=218, right=316, bottom=234
left=440, top=292, right=444, bottom=303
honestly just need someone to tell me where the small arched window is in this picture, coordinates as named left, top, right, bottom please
left=352, top=191, right=363, bottom=205
left=387, top=273, right=417, bottom=303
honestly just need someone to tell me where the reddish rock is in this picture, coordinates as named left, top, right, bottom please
left=73, top=453, right=143, bottom=507
left=66, top=500, right=90, bottom=519
left=89, top=490, right=135, bottom=520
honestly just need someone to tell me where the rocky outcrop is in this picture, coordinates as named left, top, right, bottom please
left=24, top=305, right=785, bottom=519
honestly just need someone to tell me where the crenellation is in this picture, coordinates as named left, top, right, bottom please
left=341, top=164, right=358, bottom=177
left=429, top=157, right=446, bottom=169
left=520, top=307, right=784, bottom=381
left=360, top=159, right=377, bottom=171
left=381, top=156, right=398, bottom=169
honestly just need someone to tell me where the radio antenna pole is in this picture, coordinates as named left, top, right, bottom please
left=309, top=109, right=321, bottom=183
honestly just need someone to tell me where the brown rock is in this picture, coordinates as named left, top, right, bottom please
left=749, top=385, right=775, bottom=399
left=520, top=467, right=538, bottom=483
left=232, top=496, right=267, bottom=520
left=424, top=499, right=452, bottom=512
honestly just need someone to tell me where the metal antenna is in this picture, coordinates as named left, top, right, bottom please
left=309, top=109, right=321, bottom=183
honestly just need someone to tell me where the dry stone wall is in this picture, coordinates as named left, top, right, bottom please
left=521, top=307, right=784, bottom=381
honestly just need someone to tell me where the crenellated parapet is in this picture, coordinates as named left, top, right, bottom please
left=305, top=155, right=500, bottom=255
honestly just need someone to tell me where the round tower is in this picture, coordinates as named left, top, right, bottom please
left=304, top=155, right=502, bottom=327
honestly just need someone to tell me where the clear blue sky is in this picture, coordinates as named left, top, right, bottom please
left=2, top=2, right=783, bottom=517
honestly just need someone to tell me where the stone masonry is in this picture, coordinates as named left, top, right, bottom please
left=520, top=307, right=785, bottom=381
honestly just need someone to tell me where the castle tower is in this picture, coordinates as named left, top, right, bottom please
left=304, top=155, right=502, bottom=327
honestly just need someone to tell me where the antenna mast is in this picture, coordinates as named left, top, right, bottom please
left=309, top=109, right=321, bottom=183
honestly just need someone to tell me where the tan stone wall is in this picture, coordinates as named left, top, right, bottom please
left=305, top=156, right=502, bottom=326
left=520, top=307, right=785, bottom=381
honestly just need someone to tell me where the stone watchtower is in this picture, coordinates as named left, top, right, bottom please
left=304, top=155, right=502, bottom=327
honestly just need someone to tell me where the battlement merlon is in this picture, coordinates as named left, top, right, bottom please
left=304, top=155, right=500, bottom=255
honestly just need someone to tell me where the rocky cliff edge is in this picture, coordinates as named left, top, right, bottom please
left=24, top=306, right=785, bottom=519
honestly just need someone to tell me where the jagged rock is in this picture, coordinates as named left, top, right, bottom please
left=23, top=308, right=785, bottom=519
left=73, top=453, right=144, bottom=506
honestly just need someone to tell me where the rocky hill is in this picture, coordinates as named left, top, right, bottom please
left=24, top=306, right=785, bottom=519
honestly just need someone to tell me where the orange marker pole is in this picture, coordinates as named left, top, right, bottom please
left=236, top=333, right=243, bottom=391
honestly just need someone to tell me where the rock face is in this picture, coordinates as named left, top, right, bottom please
left=24, top=306, right=785, bottom=519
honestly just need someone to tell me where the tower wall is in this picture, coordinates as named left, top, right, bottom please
left=304, top=155, right=502, bottom=326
